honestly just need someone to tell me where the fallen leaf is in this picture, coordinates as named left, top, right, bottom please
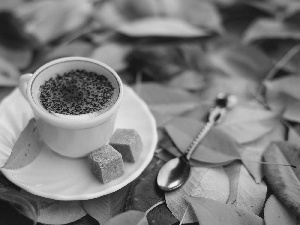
left=46, top=41, right=94, bottom=61
left=94, top=0, right=221, bottom=33
left=91, top=42, right=132, bottom=72
left=137, top=83, right=200, bottom=116
left=19, top=190, right=86, bottom=224
left=265, top=75, right=300, bottom=122
left=288, top=127, right=300, bottom=147
left=243, top=1, right=280, bottom=15
left=126, top=157, right=177, bottom=225
left=278, top=141, right=300, bottom=179
left=218, top=103, right=280, bottom=143
left=0, top=57, right=20, bottom=87
left=243, top=18, right=300, bottom=43
left=241, top=121, right=285, bottom=183
left=0, top=190, right=39, bottom=222
left=166, top=70, right=206, bottom=91
left=175, top=0, right=222, bottom=32
left=202, top=72, right=257, bottom=101
left=150, top=109, right=173, bottom=128
left=181, top=102, right=212, bottom=121
left=116, top=18, right=209, bottom=38
left=219, top=2, right=273, bottom=38
left=264, top=195, right=300, bottom=225
left=14, top=0, right=93, bottom=43
left=82, top=184, right=130, bottom=224
left=158, top=134, right=182, bottom=158
left=104, top=210, right=146, bottom=225
left=0, top=0, right=23, bottom=10
left=126, top=42, right=207, bottom=81
left=0, top=44, right=33, bottom=70
left=282, top=2, right=300, bottom=26
left=0, top=11, right=36, bottom=50
left=187, top=196, right=264, bottom=225
left=225, top=162, right=267, bottom=215
left=4, top=119, right=41, bottom=170
left=259, top=40, right=300, bottom=74
left=165, top=117, right=240, bottom=165
left=208, top=44, right=273, bottom=81
left=165, top=166, right=229, bottom=223
left=264, top=142, right=300, bottom=216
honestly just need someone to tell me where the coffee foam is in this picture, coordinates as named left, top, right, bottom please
left=31, top=60, right=120, bottom=120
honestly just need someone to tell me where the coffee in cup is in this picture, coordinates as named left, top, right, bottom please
left=19, top=57, right=123, bottom=158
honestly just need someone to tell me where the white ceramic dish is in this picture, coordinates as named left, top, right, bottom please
left=0, top=85, right=157, bottom=200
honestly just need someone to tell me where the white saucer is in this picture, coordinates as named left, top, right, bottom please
left=0, top=85, right=157, bottom=200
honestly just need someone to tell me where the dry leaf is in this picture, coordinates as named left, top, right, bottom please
left=158, top=134, right=182, bottom=158
left=264, top=142, right=300, bottom=216
left=150, top=109, right=173, bottom=128
left=187, top=196, right=264, bottom=225
left=208, top=44, right=273, bottom=81
left=116, top=18, right=209, bottom=38
left=243, top=18, right=300, bottom=43
left=288, top=127, right=300, bottom=147
left=0, top=11, right=36, bottom=50
left=282, top=2, right=300, bottom=25
left=242, top=1, right=279, bottom=15
left=126, top=158, right=177, bottom=225
left=165, top=117, right=240, bottom=165
left=264, top=195, right=300, bottom=225
left=104, top=210, right=146, bottom=225
left=46, top=41, right=94, bottom=61
left=202, top=71, right=257, bottom=101
left=0, top=11, right=34, bottom=70
left=265, top=75, right=300, bottom=123
left=19, top=190, right=86, bottom=224
left=218, top=103, right=280, bottom=143
left=126, top=43, right=201, bottom=81
left=91, top=42, right=132, bottom=72
left=0, top=189, right=39, bottom=222
left=4, top=119, right=41, bottom=170
left=95, top=0, right=221, bottom=33
left=0, top=57, right=19, bottom=87
left=241, top=121, right=285, bottom=183
left=14, top=0, right=92, bottom=43
left=181, top=102, right=212, bottom=121
left=82, top=185, right=130, bottom=224
left=0, top=0, right=23, bottom=10
left=166, top=70, right=206, bottom=91
left=225, top=162, right=267, bottom=215
left=165, top=166, right=229, bottom=223
left=137, top=83, right=200, bottom=116
left=175, top=0, right=222, bottom=32
left=0, top=44, right=33, bottom=70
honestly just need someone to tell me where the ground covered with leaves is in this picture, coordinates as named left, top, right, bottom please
left=1, top=0, right=300, bottom=224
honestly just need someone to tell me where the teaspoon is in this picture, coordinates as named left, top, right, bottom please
left=157, top=93, right=237, bottom=191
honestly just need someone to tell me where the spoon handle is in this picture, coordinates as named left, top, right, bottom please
left=185, top=106, right=225, bottom=160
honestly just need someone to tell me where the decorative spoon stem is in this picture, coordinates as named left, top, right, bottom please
left=157, top=93, right=237, bottom=191
left=185, top=106, right=225, bottom=160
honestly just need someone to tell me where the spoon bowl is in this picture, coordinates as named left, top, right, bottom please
left=156, top=93, right=237, bottom=191
left=157, top=154, right=190, bottom=191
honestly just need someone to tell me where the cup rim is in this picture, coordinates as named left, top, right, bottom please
left=26, top=57, right=123, bottom=129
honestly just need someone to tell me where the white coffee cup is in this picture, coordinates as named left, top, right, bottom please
left=19, top=57, right=123, bottom=158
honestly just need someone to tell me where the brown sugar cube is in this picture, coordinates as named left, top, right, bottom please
left=109, top=128, right=143, bottom=163
left=88, top=145, right=124, bottom=184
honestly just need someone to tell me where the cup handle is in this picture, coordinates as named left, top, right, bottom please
left=19, top=73, right=32, bottom=99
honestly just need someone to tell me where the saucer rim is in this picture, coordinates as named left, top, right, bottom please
left=0, top=85, right=157, bottom=200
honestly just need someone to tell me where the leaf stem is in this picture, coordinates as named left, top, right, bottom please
left=256, top=44, right=300, bottom=103
left=0, top=191, right=38, bottom=225
left=242, top=159, right=296, bottom=168
left=145, top=200, right=165, bottom=215
left=179, top=206, right=189, bottom=225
